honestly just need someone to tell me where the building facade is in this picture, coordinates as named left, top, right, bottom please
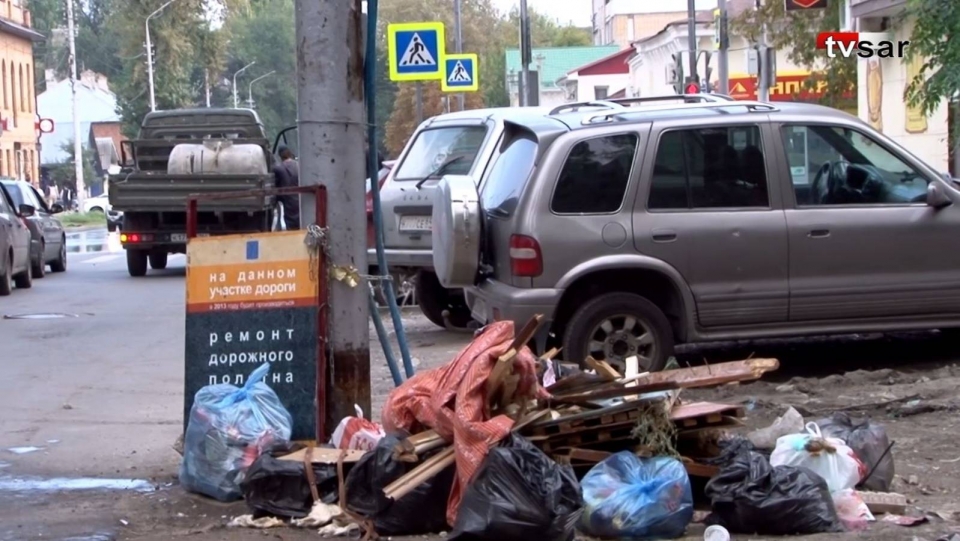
left=853, top=0, right=949, bottom=172
left=592, top=0, right=718, bottom=47
left=557, top=48, right=633, bottom=102
left=0, top=2, right=42, bottom=184
left=505, top=46, right=619, bottom=108
left=37, top=69, right=119, bottom=166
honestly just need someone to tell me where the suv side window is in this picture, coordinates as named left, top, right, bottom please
left=649, top=126, right=769, bottom=210
left=551, top=133, right=638, bottom=214
left=782, top=125, right=929, bottom=206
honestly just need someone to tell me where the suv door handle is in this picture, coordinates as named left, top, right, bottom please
left=808, top=229, right=830, bottom=238
left=652, top=229, right=677, bottom=243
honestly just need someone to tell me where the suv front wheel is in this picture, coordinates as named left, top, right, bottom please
left=562, top=292, right=674, bottom=374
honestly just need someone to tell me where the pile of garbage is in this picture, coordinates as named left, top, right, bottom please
left=179, top=316, right=905, bottom=539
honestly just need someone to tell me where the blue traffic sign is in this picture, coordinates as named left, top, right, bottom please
left=388, top=22, right=445, bottom=82
left=441, top=54, right=479, bottom=92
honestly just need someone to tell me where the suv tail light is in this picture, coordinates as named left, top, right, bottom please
left=509, top=234, right=542, bottom=277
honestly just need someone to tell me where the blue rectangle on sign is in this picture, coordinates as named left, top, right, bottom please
left=246, top=240, right=259, bottom=260
left=395, top=30, right=440, bottom=74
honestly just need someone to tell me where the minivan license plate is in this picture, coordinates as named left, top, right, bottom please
left=399, top=215, right=432, bottom=232
left=171, top=233, right=187, bottom=242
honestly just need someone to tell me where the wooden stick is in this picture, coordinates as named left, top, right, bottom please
left=303, top=446, right=320, bottom=503
left=383, top=446, right=455, bottom=501
left=487, top=315, right=545, bottom=408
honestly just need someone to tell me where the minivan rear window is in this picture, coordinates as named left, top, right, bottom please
left=480, top=132, right=538, bottom=216
left=393, top=126, right=487, bottom=181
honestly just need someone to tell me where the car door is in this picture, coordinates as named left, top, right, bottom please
left=777, top=122, right=960, bottom=321
left=634, top=120, right=790, bottom=328
left=0, top=184, right=29, bottom=272
left=0, top=187, right=14, bottom=274
left=28, top=185, right=61, bottom=259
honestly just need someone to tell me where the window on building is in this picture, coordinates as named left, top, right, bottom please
left=18, top=64, right=24, bottom=112
left=594, top=86, right=609, bottom=100
left=649, top=126, right=769, bottom=209
left=2, top=60, right=6, bottom=110
left=10, top=63, right=16, bottom=124
left=551, top=134, right=637, bottom=214
left=25, top=64, right=30, bottom=112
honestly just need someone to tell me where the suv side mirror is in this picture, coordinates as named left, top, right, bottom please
left=18, top=204, right=35, bottom=217
left=927, top=182, right=952, bottom=209
left=50, top=202, right=64, bottom=214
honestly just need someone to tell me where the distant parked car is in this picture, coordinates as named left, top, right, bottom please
left=82, top=193, right=111, bottom=214
left=0, top=182, right=34, bottom=294
left=0, top=180, right=67, bottom=278
left=107, top=209, right=123, bottom=232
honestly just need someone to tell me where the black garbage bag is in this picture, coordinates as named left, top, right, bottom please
left=344, top=434, right=455, bottom=536
left=240, top=443, right=340, bottom=519
left=449, top=433, right=582, bottom=541
left=705, top=449, right=844, bottom=535
left=817, top=412, right=894, bottom=492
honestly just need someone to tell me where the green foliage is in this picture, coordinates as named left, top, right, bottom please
left=904, top=0, right=960, bottom=117
left=48, top=139, right=97, bottom=192
left=730, top=1, right=856, bottom=108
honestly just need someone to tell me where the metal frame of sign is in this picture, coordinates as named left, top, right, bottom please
left=441, top=53, right=479, bottom=93
left=388, top=21, right=446, bottom=82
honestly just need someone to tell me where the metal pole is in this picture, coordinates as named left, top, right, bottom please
left=718, top=0, right=729, bottom=95
left=145, top=0, right=178, bottom=112
left=232, top=61, right=255, bottom=108
left=66, top=0, right=84, bottom=205
left=295, top=0, right=370, bottom=439
left=205, top=69, right=211, bottom=107
left=686, top=0, right=697, bottom=82
left=519, top=0, right=530, bottom=106
left=415, top=82, right=423, bottom=123
left=454, top=0, right=464, bottom=111
left=248, top=70, right=275, bottom=110
left=756, top=0, right=769, bottom=101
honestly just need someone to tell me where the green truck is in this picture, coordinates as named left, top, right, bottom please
left=108, top=109, right=281, bottom=277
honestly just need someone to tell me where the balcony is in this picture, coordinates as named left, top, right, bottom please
left=851, top=0, right=906, bottom=19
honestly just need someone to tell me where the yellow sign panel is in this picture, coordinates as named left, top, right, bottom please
left=186, top=230, right=318, bottom=314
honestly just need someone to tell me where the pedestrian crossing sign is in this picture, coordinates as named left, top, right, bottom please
left=441, top=54, right=479, bottom=92
left=388, top=22, right=445, bottom=82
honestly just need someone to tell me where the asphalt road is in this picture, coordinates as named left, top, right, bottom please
left=0, top=228, right=468, bottom=540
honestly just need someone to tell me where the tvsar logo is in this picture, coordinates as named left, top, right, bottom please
left=816, top=32, right=910, bottom=58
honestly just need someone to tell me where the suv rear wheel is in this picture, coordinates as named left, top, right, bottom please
left=416, top=269, right=473, bottom=329
left=562, top=292, right=674, bottom=374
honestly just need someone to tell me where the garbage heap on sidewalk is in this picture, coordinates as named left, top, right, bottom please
left=180, top=316, right=903, bottom=539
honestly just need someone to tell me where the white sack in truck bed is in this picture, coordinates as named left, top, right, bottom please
left=167, top=140, right=268, bottom=176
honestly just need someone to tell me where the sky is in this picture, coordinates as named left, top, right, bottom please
left=492, top=0, right=592, bottom=27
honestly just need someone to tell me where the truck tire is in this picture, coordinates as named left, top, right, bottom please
left=562, top=292, right=674, bottom=374
left=416, top=269, right=473, bottom=329
left=149, top=252, right=168, bottom=270
left=127, top=249, right=148, bottom=277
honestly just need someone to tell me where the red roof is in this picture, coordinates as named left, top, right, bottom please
left=567, top=48, right=634, bottom=77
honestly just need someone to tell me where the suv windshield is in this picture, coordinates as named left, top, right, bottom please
left=393, top=125, right=487, bottom=181
left=480, top=131, right=538, bottom=217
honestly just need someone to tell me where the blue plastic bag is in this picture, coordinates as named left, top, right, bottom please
left=180, top=364, right=293, bottom=501
left=579, top=453, right=693, bottom=539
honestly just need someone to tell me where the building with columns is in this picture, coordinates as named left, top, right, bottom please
left=0, top=1, right=42, bottom=184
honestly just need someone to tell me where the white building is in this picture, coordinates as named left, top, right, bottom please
left=557, top=48, right=633, bottom=102
left=592, top=0, right=718, bottom=46
left=37, top=69, right=119, bottom=165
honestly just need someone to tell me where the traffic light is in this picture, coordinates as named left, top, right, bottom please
left=685, top=81, right=700, bottom=94
left=669, top=52, right=684, bottom=94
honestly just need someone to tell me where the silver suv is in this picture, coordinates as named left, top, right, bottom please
left=376, top=104, right=621, bottom=328
left=433, top=96, right=960, bottom=372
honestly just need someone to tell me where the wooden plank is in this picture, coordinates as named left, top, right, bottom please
left=568, top=448, right=613, bottom=463
left=383, top=446, right=456, bottom=501
left=683, top=460, right=720, bottom=478
left=669, top=402, right=743, bottom=422
left=278, top=448, right=367, bottom=464
left=859, top=491, right=907, bottom=515
left=487, top=315, right=545, bottom=407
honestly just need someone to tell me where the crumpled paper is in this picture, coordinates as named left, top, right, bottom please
left=229, top=501, right=359, bottom=536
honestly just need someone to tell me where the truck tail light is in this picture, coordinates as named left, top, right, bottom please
left=509, top=234, right=542, bottom=277
left=120, top=233, right=153, bottom=243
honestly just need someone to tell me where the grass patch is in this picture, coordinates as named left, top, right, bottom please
left=58, top=211, right=107, bottom=228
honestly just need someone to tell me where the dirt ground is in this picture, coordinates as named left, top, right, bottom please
left=10, top=327, right=960, bottom=541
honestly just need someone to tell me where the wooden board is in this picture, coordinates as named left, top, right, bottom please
left=278, top=448, right=367, bottom=464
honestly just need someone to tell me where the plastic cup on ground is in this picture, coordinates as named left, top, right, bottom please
left=704, top=524, right=730, bottom=541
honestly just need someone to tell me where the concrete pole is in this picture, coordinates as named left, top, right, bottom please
left=756, top=0, right=769, bottom=101
left=519, top=0, right=530, bottom=106
left=66, top=0, right=84, bottom=205
left=145, top=0, right=178, bottom=112
left=294, top=0, right=370, bottom=437
left=415, top=82, right=423, bottom=123
left=686, top=0, right=698, bottom=86
left=718, top=0, right=729, bottom=94
left=205, top=69, right=211, bottom=107
left=454, top=0, right=464, bottom=111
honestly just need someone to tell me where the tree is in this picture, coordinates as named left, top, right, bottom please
left=384, top=82, right=486, bottom=157
left=904, top=0, right=960, bottom=115
left=48, top=139, right=96, bottom=193
left=730, top=2, right=856, bottom=108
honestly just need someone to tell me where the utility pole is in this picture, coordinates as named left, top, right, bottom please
left=717, top=0, right=729, bottom=95
left=686, top=0, right=697, bottom=84
left=415, top=82, right=423, bottom=123
left=756, top=0, right=770, bottom=101
left=518, top=0, right=531, bottom=106
left=145, top=0, right=178, bottom=112
left=66, top=0, right=84, bottom=205
left=204, top=70, right=211, bottom=107
left=294, top=0, right=370, bottom=437
left=454, top=0, right=464, bottom=111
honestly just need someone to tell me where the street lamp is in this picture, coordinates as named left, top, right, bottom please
left=146, top=0, right=180, bottom=112
left=247, top=70, right=275, bottom=109
left=232, top=61, right=256, bottom=108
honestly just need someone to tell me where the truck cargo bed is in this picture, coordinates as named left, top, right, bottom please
left=108, top=172, right=274, bottom=212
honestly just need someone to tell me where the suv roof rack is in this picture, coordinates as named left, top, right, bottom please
left=548, top=100, right=626, bottom=115
left=608, top=94, right=736, bottom=106
left=581, top=100, right=779, bottom=125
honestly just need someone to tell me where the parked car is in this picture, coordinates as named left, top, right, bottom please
left=0, top=179, right=67, bottom=277
left=0, top=182, right=35, bottom=294
left=83, top=193, right=111, bottom=214
left=378, top=105, right=603, bottom=328
left=107, top=209, right=123, bottom=232
left=433, top=96, right=960, bottom=373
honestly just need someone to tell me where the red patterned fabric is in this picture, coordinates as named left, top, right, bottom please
left=381, top=320, right=547, bottom=525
